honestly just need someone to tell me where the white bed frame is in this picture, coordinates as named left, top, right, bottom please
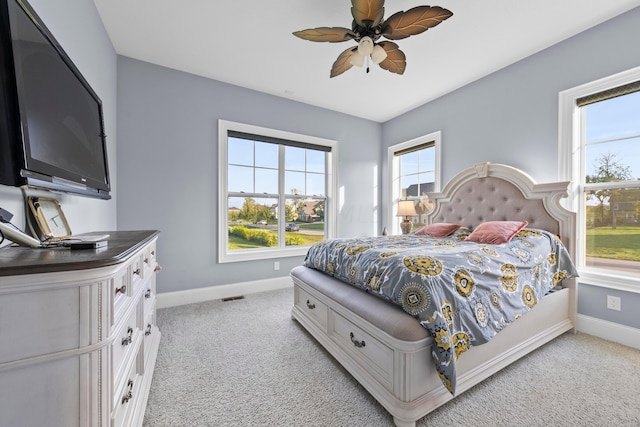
left=291, top=163, right=577, bottom=427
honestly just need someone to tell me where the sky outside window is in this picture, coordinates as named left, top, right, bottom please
left=229, top=137, right=326, bottom=197
left=585, top=91, right=640, bottom=180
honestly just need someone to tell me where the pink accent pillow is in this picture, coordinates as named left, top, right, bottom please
left=465, top=220, right=528, bottom=244
left=414, top=223, right=462, bottom=238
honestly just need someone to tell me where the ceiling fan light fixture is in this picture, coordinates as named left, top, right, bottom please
left=350, top=52, right=365, bottom=67
left=357, top=36, right=374, bottom=56
left=371, top=44, right=387, bottom=65
left=292, top=1, right=453, bottom=78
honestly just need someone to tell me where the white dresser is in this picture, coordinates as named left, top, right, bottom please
left=0, top=230, right=161, bottom=427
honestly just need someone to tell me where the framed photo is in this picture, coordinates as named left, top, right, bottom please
left=27, top=196, right=72, bottom=240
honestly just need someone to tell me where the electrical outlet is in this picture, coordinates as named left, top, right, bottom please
left=274, top=261, right=280, bottom=271
left=606, top=295, right=621, bottom=311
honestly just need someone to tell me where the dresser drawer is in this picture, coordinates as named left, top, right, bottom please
left=295, top=286, right=328, bottom=330
left=130, top=255, right=145, bottom=295
left=142, top=241, right=157, bottom=277
left=0, top=286, right=81, bottom=364
left=111, top=305, right=139, bottom=389
left=142, top=273, right=156, bottom=321
left=112, top=354, right=140, bottom=427
left=143, top=303, right=157, bottom=366
left=111, top=255, right=144, bottom=328
left=330, top=311, right=394, bottom=390
left=111, top=266, right=130, bottom=326
left=0, top=353, right=82, bottom=427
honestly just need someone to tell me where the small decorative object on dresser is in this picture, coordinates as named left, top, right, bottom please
left=26, top=196, right=72, bottom=240
left=0, top=230, right=161, bottom=427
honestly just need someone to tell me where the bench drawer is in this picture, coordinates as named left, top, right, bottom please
left=295, top=286, right=328, bottom=330
left=330, top=311, right=394, bottom=390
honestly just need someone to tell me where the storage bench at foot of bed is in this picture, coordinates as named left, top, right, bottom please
left=290, top=266, right=574, bottom=427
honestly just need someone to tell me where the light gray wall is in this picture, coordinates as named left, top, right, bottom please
left=383, top=7, right=640, bottom=188
left=578, top=284, right=640, bottom=329
left=382, top=7, right=640, bottom=329
left=0, top=0, right=117, bottom=234
left=116, top=57, right=381, bottom=294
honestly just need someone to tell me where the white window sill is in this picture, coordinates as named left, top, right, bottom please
left=219, top=245, right=309, bottom=263
left=576, top=267, right=640, bottom=293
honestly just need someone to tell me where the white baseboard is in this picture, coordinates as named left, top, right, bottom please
left=577, top=314, right=640, bottom=350
left=157, top=275, right=293, bottom=309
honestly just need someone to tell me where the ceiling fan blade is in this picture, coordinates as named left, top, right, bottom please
left=330, top=47, right=357, bottom=78
left=293, top=27, right=356, bottom=42
left=377, top=41, right=406, bottom=75
left=351, top=0, right=385, bottom=28
left=382, top=6, right=453, bottom=40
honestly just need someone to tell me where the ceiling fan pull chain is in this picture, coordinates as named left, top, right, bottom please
left=366, top=55, right=370, bottom=73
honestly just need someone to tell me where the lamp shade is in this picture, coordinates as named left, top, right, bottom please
left=350, top=52, right=365, bottom=67
left=357, top=36, right=374, bottom=56
left=371, top=44, right=387, bottom=64
left=396, top=200, right=417, bottom=217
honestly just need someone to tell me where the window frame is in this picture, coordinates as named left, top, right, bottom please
left=559, top=66, right=640, bottom=291
left=218, top=120, right=337, bottom=263
left=387, top=131, right=441, bottom=235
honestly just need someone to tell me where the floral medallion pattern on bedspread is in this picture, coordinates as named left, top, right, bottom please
left=303, top=228, right=578, bottom=395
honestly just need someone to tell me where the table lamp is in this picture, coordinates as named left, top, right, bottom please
left=397, top=200, right=417, bottom=234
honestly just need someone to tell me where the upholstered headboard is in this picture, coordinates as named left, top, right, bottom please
left=428, top=163, right=576, bottom=257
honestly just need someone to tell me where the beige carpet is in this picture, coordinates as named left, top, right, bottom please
left=143, top=287, right=640, bottom=426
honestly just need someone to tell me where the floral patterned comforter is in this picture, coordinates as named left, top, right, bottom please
left=303, top=228, right=578, bottom=394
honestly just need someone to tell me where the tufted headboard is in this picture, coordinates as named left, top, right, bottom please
left=428, top=162, right=576, bottom=258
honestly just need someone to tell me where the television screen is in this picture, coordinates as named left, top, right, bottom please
left=0, top=0, right=111, bottom=199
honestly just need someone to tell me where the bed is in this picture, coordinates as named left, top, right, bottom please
left=290, top=162, right=578, bottom=427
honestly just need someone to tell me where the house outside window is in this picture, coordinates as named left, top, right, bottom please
left=388, top=131, right=441, bottom=235
left=218, top=120, right=336, bottom=263
left=559, top=67, right=640, bottom=288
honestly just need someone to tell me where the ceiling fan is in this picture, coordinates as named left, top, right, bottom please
left=293, top=0, right=453, bottom=78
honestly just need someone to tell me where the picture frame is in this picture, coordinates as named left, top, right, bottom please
left=27, top=196, right=72, bottom=241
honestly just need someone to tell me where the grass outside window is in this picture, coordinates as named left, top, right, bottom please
left=228, top=225, right=324, bottom=250
left=585, top=226, right=640, bottom=262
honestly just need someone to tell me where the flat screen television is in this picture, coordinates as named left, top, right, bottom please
left=0, top=0, right=111, bottom=199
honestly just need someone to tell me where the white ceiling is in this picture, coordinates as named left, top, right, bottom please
left=94, top=0, right=640, bottom=123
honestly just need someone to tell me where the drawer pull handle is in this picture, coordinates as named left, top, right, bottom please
left=133, top=268, right=141, bottom=276
left=154, top=264, right=162, bottom=273
left=145, top=289, right=151, bottom=299
left=121, top=327, right=133, bottom=346
left=115, top=285, right=126, bottom=295
left=121, top=380, right=134, bottom=404
left=145, top=324, right=152, bottom=336
left=350, top=332, right=366, bottom=348
left=144, top=257, right=149, bottom=264
left=306, top=300, right=316, bottom=310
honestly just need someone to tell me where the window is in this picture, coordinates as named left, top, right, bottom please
left=559, top=67, right=640, bottom=287
left=219, top=120, right=336, bottom=263
left=388, top=131, right=441, bottom=234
